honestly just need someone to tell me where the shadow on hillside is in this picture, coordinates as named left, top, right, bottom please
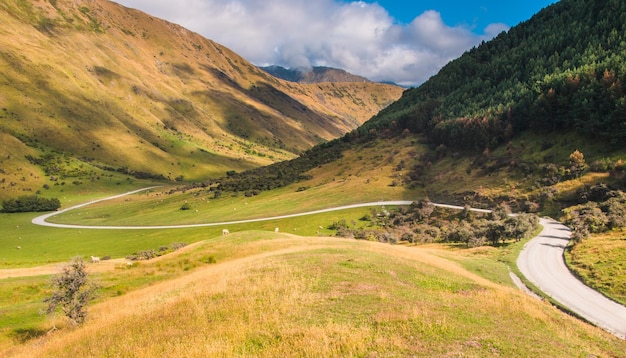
left=200, top=66, right=344, bottom=136
left=10, top=327, right=48, bottom=344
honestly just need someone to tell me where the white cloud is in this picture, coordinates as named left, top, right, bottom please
left=115, top=0, right=508, bottom=86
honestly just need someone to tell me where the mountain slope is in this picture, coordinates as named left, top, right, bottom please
left=359, top=0, right=626, bottom=150
left=199, top=0, right=626, bottom=214
left=260, top=65, right=370, bottom=84
left=0, top=0, right=402, bottom=196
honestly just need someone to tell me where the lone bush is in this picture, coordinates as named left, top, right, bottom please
left=44, top=257, right=98, bottom=326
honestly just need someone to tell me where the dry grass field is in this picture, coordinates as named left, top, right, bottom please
left=3, top=232, right=625, bottom=357
left=566, top=229, right=626, bottom=306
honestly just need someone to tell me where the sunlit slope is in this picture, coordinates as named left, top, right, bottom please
left=7, top=233, right=625, bottom=357
left=0, top=0, right=402, bottom=194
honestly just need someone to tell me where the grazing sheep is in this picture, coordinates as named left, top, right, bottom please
left=16, top=246, right=21, bottom=250
left=274, top=227, right=279, bottom=233
left=91, top=256, right=100, bottom=264
left=222, top=229, right=230, bottom=235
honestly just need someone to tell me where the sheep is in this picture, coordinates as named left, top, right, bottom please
left=222, top=229, right=230, bottom=235
left=91, top=256, right=100, bottom=264
left=274, top=227, right=279, bottom=233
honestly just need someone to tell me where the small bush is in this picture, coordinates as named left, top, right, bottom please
left=44, top=257, right=98, bottom=326
left=126, top=250, right=156, bottom=261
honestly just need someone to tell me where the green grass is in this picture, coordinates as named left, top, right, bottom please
left=0, top=200, right=377, bottom=268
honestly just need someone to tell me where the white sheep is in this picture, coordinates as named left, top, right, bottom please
left=91, top=256, right=100, bottom=263
left=274, top=227, right=279, bottom=233
left=222, top=229, right=230, bottom=235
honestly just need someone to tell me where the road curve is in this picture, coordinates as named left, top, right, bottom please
left=32, top=188, right=626, bottom=338
left=518, top=218, right=626, bottom=339
left=31, top=188, right=490, bottom=230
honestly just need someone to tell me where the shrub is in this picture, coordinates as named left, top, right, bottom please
left=44, top=257, right=98, bottom=326
left=1, top=195, right=61, bottom=213
left=127, top=250, right=156, bottom=261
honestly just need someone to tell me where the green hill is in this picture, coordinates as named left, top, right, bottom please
left=361, top=0, right=626, bottom=150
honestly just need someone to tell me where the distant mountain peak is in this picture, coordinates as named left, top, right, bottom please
left=260, top=65, right=371, bottom=84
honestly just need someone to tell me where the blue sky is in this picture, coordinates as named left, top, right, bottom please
left=115, top=0, right=558, bottom=86
left=367, top=1, right=556, bottom=29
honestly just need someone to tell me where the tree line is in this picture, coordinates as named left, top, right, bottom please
left=1, top=195, right=61, bottom=213
left=332, top=200, right=539, bottom=248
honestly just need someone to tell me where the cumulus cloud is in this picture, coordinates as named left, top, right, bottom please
left=115, top=0, right=508, bottom=86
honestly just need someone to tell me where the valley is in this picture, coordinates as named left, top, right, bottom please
left=2, top=0, right=626, bottom=355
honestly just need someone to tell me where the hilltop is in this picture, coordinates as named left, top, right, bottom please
left=0, top=0, right=402, bottom=198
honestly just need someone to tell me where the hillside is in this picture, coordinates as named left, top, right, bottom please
left=360, top=0, right=626, bottom=150
left=0, top=0, right=402, bottom=198
left=4, top=231, right=625, bottom=356
left=260, top=65, right=370, bottom=84
left=210, top=0, right=626, bottom=211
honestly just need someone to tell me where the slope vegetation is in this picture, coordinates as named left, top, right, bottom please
left=0, top=0, right=402, bottom=197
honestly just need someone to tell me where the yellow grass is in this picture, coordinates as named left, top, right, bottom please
left=566, top=229, right=626, bottom=305
left=6, top=233, right=624, bottom=357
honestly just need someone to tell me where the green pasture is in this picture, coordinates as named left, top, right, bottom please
left=0, top=204, right=378, bottom=268
left=46, top=179, right=414, bottom=227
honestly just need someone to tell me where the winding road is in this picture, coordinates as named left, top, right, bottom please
left=28, top=187, right=626, bottom=338
left=31, top=187, right=490, bottom=229
left=518, top=218, right=626, bottom=339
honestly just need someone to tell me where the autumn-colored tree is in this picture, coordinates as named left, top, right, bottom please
left=569, top=149, right=587, bottom=178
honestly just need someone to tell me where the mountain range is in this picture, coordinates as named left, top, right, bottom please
left=209, top=0, right=626, bottom=215
left=3, top=0, right=626, bottom=354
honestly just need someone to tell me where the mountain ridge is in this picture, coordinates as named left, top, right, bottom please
left=260, top=65, right=371, bottom=84
left=0, top=0, right=402, bottom=197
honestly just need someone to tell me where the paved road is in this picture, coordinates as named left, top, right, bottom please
left=31, top=188, right=626, bottom=338
left=518, top=218, right=626, bottom=339
left=31, top=188, right=490, bottom=230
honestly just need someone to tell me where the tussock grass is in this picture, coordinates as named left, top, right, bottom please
left=5, top=233, right=625, bottom=357
left=566, top=229, right=626, bottom=306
